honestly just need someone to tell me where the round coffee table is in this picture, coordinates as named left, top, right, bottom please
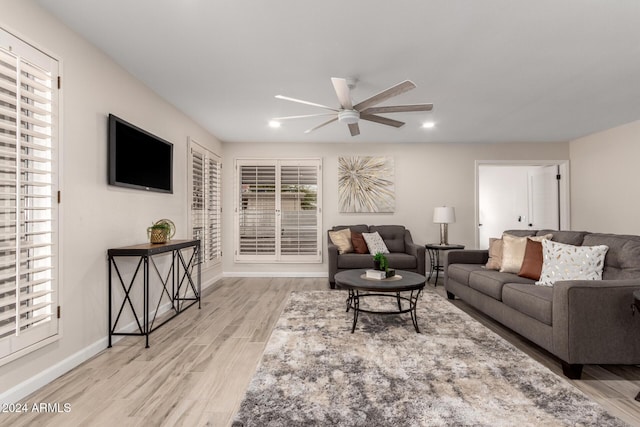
left=334, top=269, right=426, bottom=333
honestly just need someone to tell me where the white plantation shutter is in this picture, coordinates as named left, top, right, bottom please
left=189, top=140, right=221, bottom=268
left=235, top=159, right=321, bottom=263
left=0, top=30, right=59, bottom=363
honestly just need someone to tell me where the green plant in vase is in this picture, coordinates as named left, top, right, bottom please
left=147, top=218, right=176, bottom=244
left=373, top=252, right=388, bottom=271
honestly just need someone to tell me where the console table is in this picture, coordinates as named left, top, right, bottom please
left=108, top=239, right=201, bottom=348
left=425, top=243, right=465, bottom=285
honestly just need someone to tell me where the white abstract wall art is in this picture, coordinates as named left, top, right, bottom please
left=338, top=156, right=395, bottom=213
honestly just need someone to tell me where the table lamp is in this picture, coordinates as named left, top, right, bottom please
left=433, top=206, right=456, bottom=245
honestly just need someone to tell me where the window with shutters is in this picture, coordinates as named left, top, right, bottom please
left=0, top=29, right=59, bottom=364
left=235, top=158, right=321, bottom=263
left=189, top=139, right=221, bottom=269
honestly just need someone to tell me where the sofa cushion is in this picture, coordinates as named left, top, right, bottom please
left=500, top=233, right=552, bottom=274
left=362, top=231, right=389, bottom=254
left=337, top=253, right=374, bottom=269
left=448, top=264, right=485, bottom=286
left=504, top=230, right=537, bottom=237
left=537, top=229, right=590, bottom=246
left=502, top=283, right=553, bottom=326
left=468, top=270, right=536, bottom=301
left=369, top=225, right=406, bottom=253
left=536, top=240, right=608, bottom=286
left=485, top=238, right=503, bottom=270
left=583, top=233, right=640, bottom=280
left=328, top=228, right=353, bottom=254
left=333, top=224, right=369, bottom=234
left=351, top=232, right=369, bottom=254
left=518, top=239, right=543, bottom=280
left=385, top=253, right=418, bottom=270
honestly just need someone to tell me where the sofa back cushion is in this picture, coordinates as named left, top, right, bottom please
left=504, top=229, right=537, bottom=237
left=332, top=224, right=369, bottom=234
left=583, top=233, right=640, bottom=280
left=369, top=225, right=406, bottom=253
left=537, top=229, right=589, bottom=246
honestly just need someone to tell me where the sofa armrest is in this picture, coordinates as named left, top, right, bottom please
left=552, top=279, right=640, bottom=364
left=405, top=242, right=426, bottom=276
left=445, top=249, right=489, bottom=267
left=328, top=242, right=339, bottom=285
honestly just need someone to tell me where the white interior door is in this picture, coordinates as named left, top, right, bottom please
left=477, top=163, right=565, bottom=249
left=528, top=165, right=560, bottom=230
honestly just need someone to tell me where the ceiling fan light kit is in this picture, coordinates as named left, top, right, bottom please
left=273, top=77, right=433, bottom=136
left=338, top=110, right=360, bottom=124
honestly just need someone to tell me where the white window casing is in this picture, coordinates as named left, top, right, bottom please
left=0, top=28, right=60, bottom=365
left=235, top=158, right=322, bottom=263
left=189, top=139, right=221, bottom=269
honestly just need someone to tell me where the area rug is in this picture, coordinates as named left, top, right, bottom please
left=232, top=290, right=626, bottom=426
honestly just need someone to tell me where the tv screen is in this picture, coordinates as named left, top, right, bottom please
left=108, top=114, right=173, bottom=193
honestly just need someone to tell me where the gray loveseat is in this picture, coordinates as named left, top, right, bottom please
left=328, top=225, right=425, bottom=289
left=444, top=229, right=640, bottom=379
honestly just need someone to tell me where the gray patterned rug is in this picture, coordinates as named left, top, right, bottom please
left=232, top=290, right=626, bottom=426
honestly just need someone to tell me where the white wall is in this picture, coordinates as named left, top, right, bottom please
left=222, top=141, right=569, bottom=276
left=0, top=0, right=223, bottom=399
left=570, top=119, right=640, bottom=234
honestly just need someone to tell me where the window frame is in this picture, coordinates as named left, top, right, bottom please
left=234, top=158, right=322, bottom=263
left=0, top=28, right=61, bottom=366
left=188, top=138, right=221, bottom=270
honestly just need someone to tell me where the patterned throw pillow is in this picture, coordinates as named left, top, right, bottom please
left=536, top=240, right=609, bottom=286
left=500, top=233, right=553, bottom=274
left=328, top=228, right=353, bottom=254
left=362, top=231, right=389, bottom=255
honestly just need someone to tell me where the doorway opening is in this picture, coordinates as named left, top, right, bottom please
left=475, top=161, right=570, bottom=249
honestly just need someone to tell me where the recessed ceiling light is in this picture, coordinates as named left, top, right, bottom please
left=269, top=120, right=281, bottom=128
left=422, top=121, right=435, bottom=129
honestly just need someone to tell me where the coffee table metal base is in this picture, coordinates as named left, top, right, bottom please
left=346, top=289, right=422, bottom=333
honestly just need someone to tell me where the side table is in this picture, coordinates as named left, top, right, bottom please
left=425, top=243, right=465, bottom=285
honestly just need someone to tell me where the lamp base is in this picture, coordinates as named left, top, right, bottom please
left=439, top=223, right=449, bottom=246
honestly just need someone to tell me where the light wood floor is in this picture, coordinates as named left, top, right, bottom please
left=3, top=277, right=639, bottom=426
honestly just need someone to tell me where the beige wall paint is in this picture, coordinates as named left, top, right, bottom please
left=223, top=141, right=569, bottom=276
left=0, top=0, right=222, bottom=397
left=570, top=119, right=640, bottom=234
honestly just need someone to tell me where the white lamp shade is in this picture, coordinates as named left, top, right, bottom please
left=433, top=206, right=456, bottom=224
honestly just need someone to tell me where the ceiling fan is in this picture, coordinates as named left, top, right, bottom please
left=273, top=78, right=433, bottom=136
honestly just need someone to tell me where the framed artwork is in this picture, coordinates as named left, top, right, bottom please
left=338, top=156, right=395, bottom=213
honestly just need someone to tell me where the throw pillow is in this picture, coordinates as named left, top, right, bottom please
left=518, top=238, right=544, bottom=280
left=500, top=233, right=553, bottom=274
left=351, top=231, right=369, bottom=254
left=328, top=228, right=353, bottom=254
left=362, top=231, right=390, bottom=255
left=485, top=238, right=503, bottom=270
left=536, top=240, right=609, bottom=286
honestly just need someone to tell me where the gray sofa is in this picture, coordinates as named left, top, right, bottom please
left=444, top=229, right=640, bottom=379
left=328, top=225, right=425, bottom=289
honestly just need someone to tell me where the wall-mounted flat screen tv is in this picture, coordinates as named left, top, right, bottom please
left=108, top=114, right=173, bottom=193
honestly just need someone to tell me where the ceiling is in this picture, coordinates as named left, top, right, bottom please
left=35, top=0, right=640, bottom=144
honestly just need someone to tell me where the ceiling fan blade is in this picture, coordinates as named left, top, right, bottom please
left=353, top=80, right=416, bottom=111
left=275, top=95, right=339, bottom=112
left=331, top=77, right=353, bottom=110
left=304, top=117, right=338, bottom=133
left=272, top=113, right=336, bottom=120
left=348, top=123, right=360, bottom=136
left=360, top=114, right=405, bottom=128
left=361, top=104, right=433, bottom=115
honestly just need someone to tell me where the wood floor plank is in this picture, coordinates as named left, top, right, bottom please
left=2, top=278, right=638, bottom=426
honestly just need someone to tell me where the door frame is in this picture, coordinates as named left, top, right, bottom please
left=474, top=160, right=571, bottom=248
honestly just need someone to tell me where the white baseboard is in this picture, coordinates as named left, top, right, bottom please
left=223, top=271, right=327, bottom=278
left=1, top=275, right=222, bottom=405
